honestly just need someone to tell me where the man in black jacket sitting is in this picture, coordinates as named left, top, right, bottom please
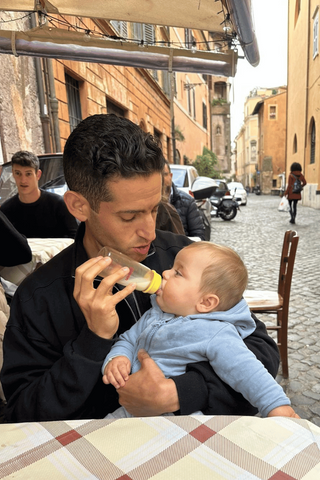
left=1, top=114, right=279, bottom=422
left=162, top=161, right=205, bottom=240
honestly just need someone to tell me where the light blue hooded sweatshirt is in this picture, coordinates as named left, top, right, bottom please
left=103, top=296, right=289, bottom=417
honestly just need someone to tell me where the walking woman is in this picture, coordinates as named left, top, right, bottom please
left=285, top=162, right=307, bottom=224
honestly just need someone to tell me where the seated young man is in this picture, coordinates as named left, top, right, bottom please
left=1, top=150, right=78, bottom=239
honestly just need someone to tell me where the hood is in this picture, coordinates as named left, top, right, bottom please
left=150, top=296, right=255, bottom=339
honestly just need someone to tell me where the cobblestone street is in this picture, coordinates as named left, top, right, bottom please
left=210, top=193, right=320, bottom=425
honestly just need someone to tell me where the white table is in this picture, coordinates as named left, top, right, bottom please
left=0, top=238, right=74, bottom=286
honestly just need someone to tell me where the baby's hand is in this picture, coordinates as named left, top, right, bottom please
left=103, top=356, right=131, bottom=389
left=268, top=405, right=300, bottom=419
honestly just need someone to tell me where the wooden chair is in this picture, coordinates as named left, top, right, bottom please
left=244, top=230, right=299, bottom=378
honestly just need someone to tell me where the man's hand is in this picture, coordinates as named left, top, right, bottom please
left=73, top=256, right=136, bottom=339
left=117, top=349, right=180, bottom=416
left=103, top=356, right=131, bottom=389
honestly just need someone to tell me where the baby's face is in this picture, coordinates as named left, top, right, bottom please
left=155, top=248, right=206, bottom=317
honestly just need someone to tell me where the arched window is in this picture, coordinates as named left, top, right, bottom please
left=216, top=125, right=221, bottom=135
left=310, top=118, right=316, bottom=164
left=293, top=134, right=297, bottom=154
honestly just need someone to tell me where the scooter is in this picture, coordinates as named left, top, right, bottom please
left=210, top=191, right=240, bottom=221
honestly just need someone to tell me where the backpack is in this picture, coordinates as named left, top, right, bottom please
left=292, top=174, right=302, bottom=194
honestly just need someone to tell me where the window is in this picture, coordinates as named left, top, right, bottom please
left=202, top=102, right=207, bottom=130
left=272, top=179, right=277, bottom=188
left=192, top=88, right=196, bottom=119
left=269, top=105, right=277, bottom=120
left=186, top=80, right=192, bottom=116
left=184, top=28, right=195, bottom=49
left=65, top=73, right=82, bottom=132
left=293, top=134, right=297, bottom=154
left=162, top=70, right=170, bottom=96
left=106, top=99, right=125, bottom=117
left=250, top=140, right=257, bottom=161
left=110, top=21, right=128, bottom=38
left=132, top=23, right=155, bottom=45
left=214, top=82, right=226, bottom=99
left=313, top=9, right=319, bottom=58
left=310, top=118, right=316, bottom=164
left=216, top=125, right=221, bottom=135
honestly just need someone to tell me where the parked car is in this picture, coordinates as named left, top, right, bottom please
left=0, top=153, right=67, bottom=206
left=170, top=164, right=199, bottom=195
left=227, top=181, right=247, bottom=205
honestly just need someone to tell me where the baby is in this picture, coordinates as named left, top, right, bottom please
left=102, top=242, right=298, bottom=419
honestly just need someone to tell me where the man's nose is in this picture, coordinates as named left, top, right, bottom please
left=137, top=215, right=156, bottom=241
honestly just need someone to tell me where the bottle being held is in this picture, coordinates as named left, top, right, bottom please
left=98, top=246, right=162, bottom=294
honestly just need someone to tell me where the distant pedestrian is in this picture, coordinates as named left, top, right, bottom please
left=285, top=162, right=307, bottom=224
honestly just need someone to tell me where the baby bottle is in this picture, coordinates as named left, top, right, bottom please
left=98, top=246, right=162, bottom=294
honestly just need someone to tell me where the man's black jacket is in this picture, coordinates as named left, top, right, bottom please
left=1, top=224, right=279, bottom=421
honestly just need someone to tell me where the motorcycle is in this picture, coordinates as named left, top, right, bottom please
left=210, top=190, right=240, bottom=221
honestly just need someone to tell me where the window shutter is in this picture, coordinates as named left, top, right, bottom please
left=143, top=24, right=155, bottom=44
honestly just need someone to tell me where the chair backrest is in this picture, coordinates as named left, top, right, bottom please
left=277, top=230, right=299, bottom=311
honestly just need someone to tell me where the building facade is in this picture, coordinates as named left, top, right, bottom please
left=287, top=0, right=320, bottom=208
left=234, top=87, right=286, bottom=191
left=252, top=89, right=287, bottom=194
left=0, top=13, right=232, bottom=173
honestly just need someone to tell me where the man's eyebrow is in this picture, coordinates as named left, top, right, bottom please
left=117, top=202, right=161, bottom=215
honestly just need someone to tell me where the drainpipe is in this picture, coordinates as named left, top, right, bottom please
left=30, top=14, right=51, bottom=152
left=304, top=0, right=311, bottom=173
left=45, top=57, right=61, bottom=152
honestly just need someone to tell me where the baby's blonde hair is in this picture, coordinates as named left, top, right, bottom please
left=184, top=242, right=248, bottom=311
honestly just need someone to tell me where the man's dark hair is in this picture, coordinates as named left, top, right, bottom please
left=290, top=162, right=302, bottom=172
left=11, top=151, right=40, bottom=172
left=63, top=114, right=165, bottom=212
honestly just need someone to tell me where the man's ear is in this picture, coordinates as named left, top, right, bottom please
left=37, top=169, right=42, bottom=180
left=196, top=294, right=220, bottom=313
left=64, top=190, right=90, bottom=222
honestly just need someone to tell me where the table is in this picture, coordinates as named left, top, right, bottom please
left=0, top=238, right=74, bottom=286
left=1, top=415, right=320, bottom=479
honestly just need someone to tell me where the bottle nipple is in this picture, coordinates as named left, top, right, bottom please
left=143, top=270, right=162, bottom=294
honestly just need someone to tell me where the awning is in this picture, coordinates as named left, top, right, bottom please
left=0, top=0, right=259, bottom=75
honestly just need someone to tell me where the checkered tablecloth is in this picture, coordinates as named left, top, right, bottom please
left=0, top=415, right=320, bottom=479
left=0, top=238, right=74, bottom=286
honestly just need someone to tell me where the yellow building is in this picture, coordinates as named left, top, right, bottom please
left=252, top=89, right=287, bottom=194
left=287, top=0, right=320, bottom=208
left=234, top=89, right=270, bottom=188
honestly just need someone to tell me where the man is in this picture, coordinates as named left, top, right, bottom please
left=1, top=115, right=279, bottom=422
left=162, top=161, right=205, bottom=240
left=1, top=151, right=78, bottom=238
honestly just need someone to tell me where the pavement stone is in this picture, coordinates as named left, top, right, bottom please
left=210, top=193, right=320, bottom=426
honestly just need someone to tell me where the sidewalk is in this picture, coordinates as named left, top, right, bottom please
left=211, top=194, right=320, bottom=425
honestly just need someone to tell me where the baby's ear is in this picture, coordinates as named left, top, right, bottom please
left=196, top=294, right=220, bottom=313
